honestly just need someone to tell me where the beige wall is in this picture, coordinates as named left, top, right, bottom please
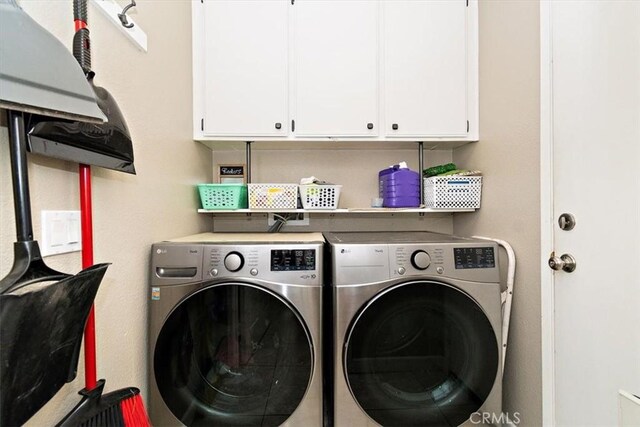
left=453, top=1, right=541, bottom=425
left=0, top=1, right=211, bottom=424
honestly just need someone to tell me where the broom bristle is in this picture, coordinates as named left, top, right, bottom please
left=120, top=394, right=151, bottom=427
left=78, top=405, right=124, bottom=427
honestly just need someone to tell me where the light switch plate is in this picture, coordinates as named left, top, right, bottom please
left=41, top=210, right=82, bottom=256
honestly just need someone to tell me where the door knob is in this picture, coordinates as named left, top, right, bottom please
left=548, top=253, right=577, bottom=273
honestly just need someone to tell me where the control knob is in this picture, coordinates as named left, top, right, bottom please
left=224, top=252, right=244, bottom=272
left=411, top=250, right=431, bottom=270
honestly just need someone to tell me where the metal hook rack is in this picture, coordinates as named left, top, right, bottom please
left=117, top=0, right=136, bottom=29
left=241, top=140, right=425, bottom=204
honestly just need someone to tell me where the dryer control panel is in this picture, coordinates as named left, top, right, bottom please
left=389, top=243, right=499, bottom=283
left=330, top=241, right=499, bottom=285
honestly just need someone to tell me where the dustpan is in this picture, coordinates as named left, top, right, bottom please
left=0, top=109, right=111, bottom=426
left=24, top=0, right=136, bottom=175
left=0, top=264, right=109, bottom=426
left=27, top=73, right=136, bottom=174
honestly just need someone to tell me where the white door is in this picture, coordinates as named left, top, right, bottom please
left=293, top=0, right=378, bottom=137
left=541, top=2, right=640, bottom=425
left=383, top=0, right=467, bottom=138
left=202, top=0, right=288, bottom=137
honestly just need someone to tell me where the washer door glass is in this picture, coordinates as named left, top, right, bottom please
left=345, top=281, right=498, bottom=427
left=154, top=283, right=313, bottom=427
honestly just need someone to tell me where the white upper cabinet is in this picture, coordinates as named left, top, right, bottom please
left=192, top=0, right=478, bottom=142
left=293, top=0, right=378, bottom=137
left=383, top=0, right=468, bottom=138
left=200, top=0, right=288, bottom=137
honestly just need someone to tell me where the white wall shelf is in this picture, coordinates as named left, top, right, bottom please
left=198, top=208, right=475, bottom=214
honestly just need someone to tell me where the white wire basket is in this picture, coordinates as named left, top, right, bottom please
left=299, top=185, right=342, bottom=210
left=424, top=176, right=483, bottom=209
left=248, top=183, right=298, bottom=209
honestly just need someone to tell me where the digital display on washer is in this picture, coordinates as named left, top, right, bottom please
left=454, top=247, right=495, bottom=269
left=271, top=249, right=316, bottom=271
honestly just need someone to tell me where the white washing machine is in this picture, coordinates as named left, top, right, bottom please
left=325, top=232, right=502, bottom=427
left=149, top=233, right=324, bottom=427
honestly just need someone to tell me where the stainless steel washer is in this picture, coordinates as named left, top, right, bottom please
left=149, top=233, right=324, bottom=427
left=325, top=232, right=502, bottom=427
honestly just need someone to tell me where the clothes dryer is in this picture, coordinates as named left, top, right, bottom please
left=149, top=233, right=324, bottom=426
left=325, top=232, right=502, bottom=427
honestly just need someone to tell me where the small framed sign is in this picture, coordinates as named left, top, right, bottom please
left=218, top=164, right=246, bottom=184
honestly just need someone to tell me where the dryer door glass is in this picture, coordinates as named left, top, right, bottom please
left=344, top=281, right=499, bottom=426
left=154, top=283, right=313, bottom=426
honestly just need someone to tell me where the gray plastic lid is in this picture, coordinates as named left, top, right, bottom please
left=0, top=0, right=106, bottom=123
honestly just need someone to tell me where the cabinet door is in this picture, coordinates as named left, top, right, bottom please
left=384, top=0, right=468, bottom=137
left=202, top=1, right=288, bottom=137
left=293, top=0, right=378, bottom=137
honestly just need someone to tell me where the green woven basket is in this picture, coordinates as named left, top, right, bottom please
left=197, top=184, right=248, bottom=210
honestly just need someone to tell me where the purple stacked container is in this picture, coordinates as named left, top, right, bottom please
left=378, top=164, right=421, bottom=207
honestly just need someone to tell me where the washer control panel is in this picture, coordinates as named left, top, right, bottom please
left=271, top=249, right=316, bottom=271
left=203, top=243, right=322, bottom=285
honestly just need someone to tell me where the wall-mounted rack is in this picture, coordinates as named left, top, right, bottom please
left=239, top=140, right=430, bottom=206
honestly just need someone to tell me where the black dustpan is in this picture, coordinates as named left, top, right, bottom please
left=26, top=71, right=136, bottom=174
left=25, top=18, right=135, bottom=175
left=0, top=263, right=110, bottom=427
left=0, top=110, right=109, bottom=426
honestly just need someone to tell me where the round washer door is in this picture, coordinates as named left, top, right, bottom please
left=154, top=283, right=313, bottom=427
left=344, top=281, right=499, bottom=427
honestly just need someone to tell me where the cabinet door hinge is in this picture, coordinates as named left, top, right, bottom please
left=466, top=120, right=470, bottom=133
left=201, top=118, right=204, bottom=131
left=291, top=119, right=295, bottom=132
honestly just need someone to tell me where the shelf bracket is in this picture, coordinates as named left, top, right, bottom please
left=246, top=141, right=252, bottom=183
left=418, top=141, right=424, bottom=206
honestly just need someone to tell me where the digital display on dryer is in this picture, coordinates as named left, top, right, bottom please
left=454, top=247, right=495, bottom=269
left=271, top=249, right=316, bottom=271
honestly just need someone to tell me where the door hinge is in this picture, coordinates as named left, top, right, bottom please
left=466, top=120, right=470, bottom=133
left=201, top=118, right=204, bottom=131
left=291, top=119, right=295, bottom=132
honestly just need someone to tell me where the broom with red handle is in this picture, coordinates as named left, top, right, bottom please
left=57, top=2, right=150, bottom=425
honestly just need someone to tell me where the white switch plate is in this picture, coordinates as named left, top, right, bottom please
left=41, top=211, right=82, bottom=257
